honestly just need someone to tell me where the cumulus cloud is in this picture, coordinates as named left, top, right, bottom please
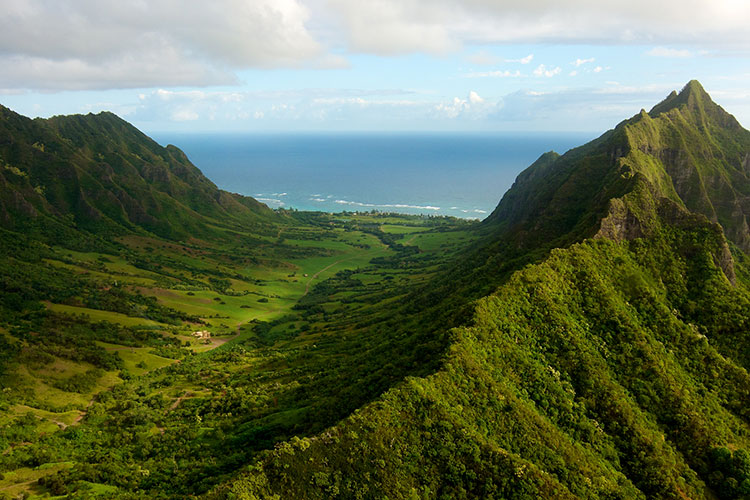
left=468, top=91, right=484, bottom=104
left=3, top=0, right=747, bottom=91
left=323, top=0, right=457, bottom=55
left=0, top=0, right=326, bottom=90
left=533, top=64, right=561, bottom=77
left=574, top=58, right=595, bottom=66
left=433, top=91, right=495, bottom=119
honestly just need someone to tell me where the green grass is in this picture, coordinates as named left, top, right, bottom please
left=44, top=302, right=167, bottom=328
left=96, top=341, right=176, bottom=375
left=0, top=463, right=72, bottom=498
left=379, top=224, right=431, bottom=235
left=400, top=229, right=474, bottom=252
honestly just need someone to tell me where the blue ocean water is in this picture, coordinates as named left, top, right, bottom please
left=151, top=132, right=594, bottom=219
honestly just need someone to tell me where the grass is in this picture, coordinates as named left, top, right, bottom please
left=379, top=224, right=431, bottom=235
left=0, top=463, right=72, bottom=498
left=399, top=229, right=474, bottom=252
left=44, top=302, right=167, bottom=328
left=96, top=341, right=176, bottom=376
left=3, top=405, right=80, bottom=433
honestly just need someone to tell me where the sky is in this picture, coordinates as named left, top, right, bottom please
left=1, top=0, right=749, bottom=133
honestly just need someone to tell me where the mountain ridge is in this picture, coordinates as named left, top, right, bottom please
left=0, top=105, right=277, bottom=244
left=210, top=82, right=750, bottom=499
left=478, top=81, right=749, bottom=284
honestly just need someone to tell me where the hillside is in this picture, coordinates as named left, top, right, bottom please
left=0, top=105, right=276, bottom=243
left=211, top=82, right=750, bottom=499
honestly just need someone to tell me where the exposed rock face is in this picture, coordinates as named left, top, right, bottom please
left=635, top=82, right=750, bottom=254
left=714, top=239, right=738, bottom=286
left=596, top=198, right=644, bottom=242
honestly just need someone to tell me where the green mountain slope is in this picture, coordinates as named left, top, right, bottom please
left=212, top=82, right=750, bottom=499
left=485, top=80, right=750, bottom=253
left=0, top=105, right=276, bottom=242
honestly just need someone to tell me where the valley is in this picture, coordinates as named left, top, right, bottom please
left=0, top=205, right=475, bottom=498
left=1, top=81, right=750, bottom=499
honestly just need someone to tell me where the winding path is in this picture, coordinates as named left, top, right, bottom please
left=300, top=233, right=412, bottom=297
left=302, top=258, right=353, bottom=297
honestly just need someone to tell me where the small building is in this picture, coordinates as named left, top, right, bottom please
left=192, top=330, right=211, bottom=339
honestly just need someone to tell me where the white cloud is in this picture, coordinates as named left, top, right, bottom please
left=433, top=91, right=496, bottom=119
left=108, top=79, right=750, bottom=132
left=463, top=70, right=522, bottom=78
left=506, top=54, right=534, bottom=64
left=646, top=47, right=693, bottom=58
left=323, top=0, right=456, bottom=55
left=3, top=1, right=748, bottom=91
left=574, top=57, right=595, bottom=66
left=468, top=91, right=484, bottom=104
left=533, top=64, right=561, bottom=77
left=593, top=66, right=604, bottom=73
left=0, top=0, right=326, bottom=90
left=323, top=0, right=750, bottom=55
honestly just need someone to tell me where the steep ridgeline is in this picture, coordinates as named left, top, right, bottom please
left=212, top=82, right=750, bottom=499
left=0, top=105, right=276, bottom=243
left=484, top=80, right=750, bottom=273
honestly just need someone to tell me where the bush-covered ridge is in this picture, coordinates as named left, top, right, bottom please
left=0, top=105, right=278, bottom=243
left=211, top=82, right=750, bottom=499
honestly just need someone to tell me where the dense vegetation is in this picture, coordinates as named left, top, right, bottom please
left=0, top=81, right=749, bottom=499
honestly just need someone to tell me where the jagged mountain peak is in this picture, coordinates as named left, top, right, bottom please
left=648, top=80, right=708, bottom=116
left=645, top=80, right=742, bottom=131
left=482, top=81, right=750, bottom=277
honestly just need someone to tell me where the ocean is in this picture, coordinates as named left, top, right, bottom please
left=151, top=132, right=594, bottom=219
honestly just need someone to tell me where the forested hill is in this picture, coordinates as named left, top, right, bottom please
left=0, top=105, right=276, bottom=243
left=214, top=82, right=750, bottom=499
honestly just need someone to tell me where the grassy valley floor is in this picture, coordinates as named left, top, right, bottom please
left=0, top=211, right=476, bottom=498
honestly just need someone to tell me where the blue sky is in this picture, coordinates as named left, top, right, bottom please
left=2, top=0, right=749, bottom=134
